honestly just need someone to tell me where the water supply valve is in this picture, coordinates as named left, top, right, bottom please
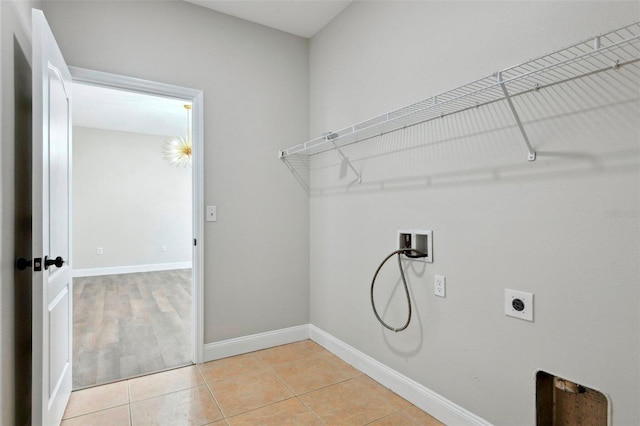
left=397, top=230, right=433, bottom=262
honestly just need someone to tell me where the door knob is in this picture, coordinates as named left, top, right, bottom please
left=44, top=256, right=65, bottom=269
left=16, top=258, right=32, bottom=270
left=16, top=257, right=42, bottom=271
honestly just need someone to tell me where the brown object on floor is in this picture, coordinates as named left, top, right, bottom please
left=536, top=371, right=608, bottom=426
left=73, top=269, right=192, bottom=389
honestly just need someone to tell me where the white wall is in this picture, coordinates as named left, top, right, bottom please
left=73, top=126, right=192, bottom=272
left=309, top=2, right=639, bottom=425
left=1, top=1, right=42, bottom=424
left=42, top=1, right=310, bottom=343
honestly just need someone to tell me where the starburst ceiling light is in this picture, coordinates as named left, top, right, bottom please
left=163, top=104, right=192, bottom=167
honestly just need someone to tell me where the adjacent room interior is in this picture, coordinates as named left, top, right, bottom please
left=71, top=84, right=194, bottom=388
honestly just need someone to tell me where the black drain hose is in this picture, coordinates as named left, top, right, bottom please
left=370, top=248, right=428, bottom=332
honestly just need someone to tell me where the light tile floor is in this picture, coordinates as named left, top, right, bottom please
left=62, top=340, right=444, bottom=426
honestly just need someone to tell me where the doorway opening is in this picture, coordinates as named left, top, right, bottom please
left=69, top=68, right=204, bottom=389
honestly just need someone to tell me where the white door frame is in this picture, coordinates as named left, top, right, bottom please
left=69, top=66, right=205, bottom=364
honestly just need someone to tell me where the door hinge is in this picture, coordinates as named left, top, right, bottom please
left=193, top=238, right=197, bottom=246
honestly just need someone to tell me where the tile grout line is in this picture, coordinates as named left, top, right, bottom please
left=69, top=341, right=433, bottom=425
left=62, top=380, right=134, bottom=422
left=200, top=349, right=317, bottom=422
left=136, top=361, right=342, bottom=423
left=362, top=408, right=405, bottom=426
left=127, top=379, right=132, bottom=426
left=204, top=381, right=228, bottom=422
left=254, top=353, right=297, bottom=396
left=61, top=403, right=132, bottom=421
left=295, top=395, right=328, bottom=425
left=200, top=353, right=287, bottom=422
left=251, top=353, right=326, bottom=423
left=128, top=364, right=226, bottom=425
left=260, top=341, right=399, bottom=424
left=126, top=366, right=206, bottom=404
left=246, top=345, right=350, bottom=425
left=197, top=363, right=229, bottom=422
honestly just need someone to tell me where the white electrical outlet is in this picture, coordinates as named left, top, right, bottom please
left=206, top=205, right=217, bottom=222
left=505, top=289, right=534, bottom=322
left=434, top=275, right=446, bottom=297
left=96, top=247, right=103, bottom=255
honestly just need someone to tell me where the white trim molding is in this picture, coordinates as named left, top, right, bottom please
left=309, top=325, right=492, bottom=426
left=201, top=323, right=490, bottom=426
left=204, top=325, right=311, bottom=361
left=72, top=262, right=192, bottom=278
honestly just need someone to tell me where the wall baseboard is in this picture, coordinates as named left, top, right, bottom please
left=309, top=325, right=491, bottom=426
left=201, top=323, right=489, bottom=425
left=72, top=262, right=192, bottom=277
left=203, top=324, right=311, bottom=361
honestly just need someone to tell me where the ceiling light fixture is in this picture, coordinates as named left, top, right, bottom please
left=162, top=104, right=192, bottom=167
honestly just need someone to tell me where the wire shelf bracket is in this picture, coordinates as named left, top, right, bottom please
left=278, top=21, right=640, bottom=179
left=332, top=141, right=362, bottom=183
left=496, top=71, right=536, bottom=161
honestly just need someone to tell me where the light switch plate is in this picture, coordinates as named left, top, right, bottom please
left=206, top=205, right=217, bottom=222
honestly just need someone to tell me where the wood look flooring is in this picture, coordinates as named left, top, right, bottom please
left=73, top=269, right=192, bottom=389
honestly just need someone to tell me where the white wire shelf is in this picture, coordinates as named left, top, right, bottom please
left=279, top=21, right=640, bottom=170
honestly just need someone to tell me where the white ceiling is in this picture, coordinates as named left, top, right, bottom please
left=184, top=0, right=352, bottom=38
left=73, top=83, right=191, bottom=137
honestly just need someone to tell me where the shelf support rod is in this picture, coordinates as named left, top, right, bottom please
left=324, top=134, right=362, bottom=183
left=497, top=72, right=536, bottom=161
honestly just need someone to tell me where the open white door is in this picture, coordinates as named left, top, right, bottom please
left=32, top=9, right=73, bottom=425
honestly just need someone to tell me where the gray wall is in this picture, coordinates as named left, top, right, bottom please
left=1, top=1, right=42, bottom=424
left=42, top=1, right=310, bottom=343
left=73, top=126, right=192, bottom=270
left=309, top=2, right=639, bottom=425
left=11, top=1, right=639, bottom=424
